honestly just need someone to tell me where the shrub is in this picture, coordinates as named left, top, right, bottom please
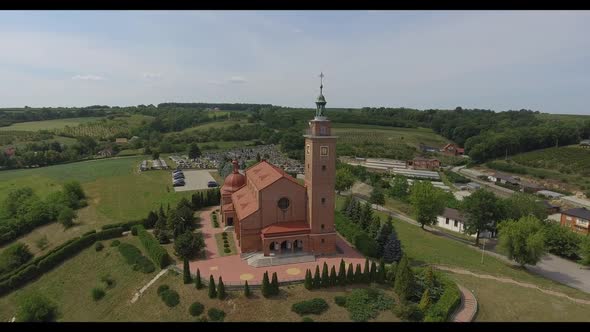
left=95, top=242, right=104, bottom=252
left=208, top=275, right=217, bottom=299
left=217, top=277, right=226, bottom=300
left=394, top=303, right=423, bottom=322
left=244, top=281, right=251, bottom=297
left=423, top=277, right=461, bottom=322
left=100, top=274, right=115, bottom=289
left=345, top=288, right=394, bottom=322
left=157, top=284, right=170, bottom=296
left=92, top=287, right=106, bottom=301
left=223, top=248, right=231, bottom=253
left=301, top=317, right=314, bottom=322
left=221, top=232, right=227, bottom=237
left=137, top=225, right=171, bottom=268
left=261, top=271, right=271, bottom=297
left=291, top=298, right=329, bottom=316
left=16, top=292, right=58, bottom=322
left=117, top=243, right=155, bottom=273
left=110, top=240, right=121, bottom=247
left=304, top=269, right=313, bottom=290
left=195, top=268, right=203, bottom=289
left=131, top=225, right=139, bottom=236
left=0, top=243, right=33, bottom=275
left=223, top=243, right=230, bottom=248
left=189, top=302, right=205, bottom=316
left=334, top=296, right=346, bottom=307
left=160, top=289, right=180, bottom=307
left=207, top=308, right=226, bottom=322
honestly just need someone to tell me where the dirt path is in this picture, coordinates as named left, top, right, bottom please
left=435, top=265, right=590, bottom=305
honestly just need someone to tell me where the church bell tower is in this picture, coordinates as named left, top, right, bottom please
left=304, top=73, right=338, bottom=255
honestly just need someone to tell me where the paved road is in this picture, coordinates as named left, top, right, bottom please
left=349, top=193, right=590, bottom=294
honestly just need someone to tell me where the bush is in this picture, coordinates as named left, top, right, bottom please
left=160, top=289, right=180, bottom=307
left=334, top=296, right=347, bottom=307
left=291, top=298, right=329, bottom=316
left=223, top=248, right=231, bottom=253
left=301, top=317, right=314, bottom=322
left=223, top=243, right=230, bottom=248
left=92, top=287, right=106, bottom=301
left=345, top=288, right=394, bottom=322
left=189, top=302, right=205, bottom=316
left=423, top=277, right=461, bottom=322
left=95, top=242, right=104, bottom=252
left=100, top=274, right=115, bottom=289
left=207, top=308, right=226, bottom=322
left=110, top=240, right=121, bottom=247
left=221, top=232, right=227, bottom=237
left=157, top=284, right=170, bottom=296
left=117, top=243, right=156, bottom=273
left=16, top=292, right=58, bottom=322
left=394, top=303, right=423, bottom=322
left=137, top=226, right=170, bottom=268
left=0, top=242, right=33, bottom=275
left=131, top=225, right=139, bottom=236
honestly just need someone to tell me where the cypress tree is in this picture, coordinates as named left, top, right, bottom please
left=329, top=265, right=337, bottom=287
left=321, top=262, right=330, bottom=288
left=425, top=266, right=435, bottom=289
left=304, top=269, right=313, bottom=290
left=313, top=266, right=321, bottom=289
left=244, top=280, right=251, bottom=298
left=338, top=259, right=347, bottom=286
left=370, top=261, right=377, bottom=283
left=368, top=215, right=381, bottom=239
left=183, top=258, right=192, bottom=284
left=217, top=277, right=226, bottom=300
left=393, top=255, right=414, bottom=303
left=346, top=263, right=354, bottom=284
left=271, top=272, right=279, bottom=295
left=354, top=264, right=363, bottom=283
left=363, top=259, right=370, bottom=283
left=195, top=268, right=203, bottom=289
left=208, top=275, right=217, bottom=299
left=382, top=230, right=403, bottom=264
left=262, top=271, right=271, bottom=298
left=375, top=218, right=393, bottom=257
left=419, top=288, right=432, bottom=312
left=377, top=259, right=386, bottom=284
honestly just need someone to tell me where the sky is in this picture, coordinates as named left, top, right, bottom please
left=0, top=10, right=589, bottom=114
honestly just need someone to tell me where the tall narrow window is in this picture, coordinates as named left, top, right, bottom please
left=322, top=165, right=326, bottom=171
left=320, top=146, right=328, bottom=156
left=321, top=197, right=326, bottom=204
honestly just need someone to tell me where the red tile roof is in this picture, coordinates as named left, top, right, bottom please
left=231, top=186, right=258, bottom=220
left=261, top=221, right=310, bottom=238
left=222, top=202, right=234, bottom=212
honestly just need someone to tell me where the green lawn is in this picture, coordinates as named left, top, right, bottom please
left=179, top=119, right=250, bottom=133
left=448, top=273, right=590, bottom=322
left=0, top=117, right=102, bottom=131
left=214, top=233, right=237, bottom=257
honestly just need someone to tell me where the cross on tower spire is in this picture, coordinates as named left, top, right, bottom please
left=315, top=72, right=327, bottom=118
left=319, top=72, right=324, bottom=93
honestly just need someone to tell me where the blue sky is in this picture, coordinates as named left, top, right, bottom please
left=1, top=10, right=589, bottom=114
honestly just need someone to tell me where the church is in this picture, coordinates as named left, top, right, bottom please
left=219, top=76, right=338, bottom=257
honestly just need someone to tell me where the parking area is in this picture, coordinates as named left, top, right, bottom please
left=173, top=169, right=218, bottom=192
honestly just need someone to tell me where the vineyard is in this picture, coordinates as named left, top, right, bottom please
left=52, top=115, right=153, bottom=139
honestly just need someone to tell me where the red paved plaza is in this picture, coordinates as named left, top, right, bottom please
left=183, top=207, right=367, bottom=286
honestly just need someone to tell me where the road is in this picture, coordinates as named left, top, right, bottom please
left=349, top=193, right=590, bottom=294
left=452, top=165, right=514, bottom=198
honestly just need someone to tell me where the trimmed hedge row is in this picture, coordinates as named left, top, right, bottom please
left=423, top=276, right=461, bottom=322
left=102, top=220, right=144, bottom=231
left=291, top=298, right=329, bottom=316
left=117, top=243, right=155, bottom=273
left=137, top=225, right=170, bottom=269
left=0, top=226, right=124, bottom=296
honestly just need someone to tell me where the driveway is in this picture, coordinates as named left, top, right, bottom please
left=173, top=169, right=217, bottom=192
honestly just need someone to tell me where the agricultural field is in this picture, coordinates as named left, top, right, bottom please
left=51, top=114, right=153, bottom=139
left=178, top=118, right=250, bottom=134
left=332, top=124, right=451, bottom=160
left=0, top=155, right=195, bottom=255
left=485, top=145, right=590, bottom=193
left=0, top=117, right=101, bottom=132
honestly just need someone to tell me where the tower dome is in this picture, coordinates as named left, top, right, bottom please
left=222, top=160, right=246, bottom=192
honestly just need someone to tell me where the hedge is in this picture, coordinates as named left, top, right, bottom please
left=117, top=243, right=155, bottom=273
left=423, top=276, right=461, bottom=322
left=0, top=225, right=125, bottom=296
left=101, top=220, right=144, bottom=231
left=137, top=225, right=170, bottom=269
left=335, top=212, right=379, bottom=258
left=291, top=298, right=329, bottom=316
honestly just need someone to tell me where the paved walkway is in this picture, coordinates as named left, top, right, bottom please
left=184, top=208, right=366, bottom=286
left=130, top=267, right=170, bottom=303
left=451, top=284, right=478, bottom=322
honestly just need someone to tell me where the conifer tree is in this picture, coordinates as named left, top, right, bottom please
left=377, top=259, right=386, bottom=284
left=363, top=259, right=370, bottom=283
left=183, top=258, right=192, bottom=284
left=195, top=268, right=203, bottom=289
left=321, top=262, right=330, bottom=288
left=419, top=288, right=432, bottom=312
left=329, top=266, right=337, bottom=287
left=338, top=259, right=347, bottom=286
left=208, top=275, right=217, bottom=299
left=313, top=266, right=322, bottom=289
left=360, top=202, right=374, bottom=230
left=304, top=269, right=313, bottom=290
left=383, top=229, right=403, bottom=264
left=370, top=261, right=377, bottom=283
left=393, top=255, right=415, bottom=303
left=354, top=264, right=363, bottom=284
left=342, top=195, right=352, bottom=213
left=271, top=272, right=279, bottom=295
left=368, top=215, right=381, bottom=239
left=425, top=266, right=436, bottom=289
left=217, top=276, right=226, bottom=300
left=262, top=271, right=271, bottom=298
left=375, top=217, right=393, bottom=257
left=244, top=281, right=251, bottom=298
left=346, top=263, right=355, bottom=284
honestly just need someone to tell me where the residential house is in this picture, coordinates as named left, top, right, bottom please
left=406, top=157, right=441, bottom=170
left=580, top=139, right=590, bottom=149
left=487, top=172, right=519, bottom=186
left=560, top=208, right=590, bottom=235
left=97, top=147, right=114, bottom=158
left=440, top=143, right=465, bottom=156
left=436, top=207, right=492, bottom=238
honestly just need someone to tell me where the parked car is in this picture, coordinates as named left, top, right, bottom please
left=173, top=181, right=185, bottom=187
left=207, top=181, right=218, bottom=188
left=173, top=173, right=185, bottom=179
left=173, top=169, right=183, bottom=174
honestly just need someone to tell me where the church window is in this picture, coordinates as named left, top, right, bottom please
left=321, top=197, right=326, bottom=204
left=322, top=165, right=326, bottom=171
left=321, top=238, right=325, bottom=244
left=321, top=224, right=325, bottom=230
left=278, top=197, right=290, bottom=210
left=320, top=146, right=328, bottom=156
left=320, top=126, right=327, bottom=135
left=306, top=144, right=311, bottom=155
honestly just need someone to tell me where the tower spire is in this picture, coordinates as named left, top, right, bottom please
left=315, top=72, right=327, bottom=118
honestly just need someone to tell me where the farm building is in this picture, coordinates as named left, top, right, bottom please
left=115, top=137, right=128, bottom=144
left=560, top=207, right=590, bottom=235
left=537, top=190, right=564, bottom=199
left=520, top=181, right=544, bottom=193
left=406, top=157, right=441, bottom=170
left=97, top=147, right=114, bottom=158
left=419, top=144, right=438, bottom=153
left=488, top=172, right=519, bottom=185
left=436, top=208, right=491, bottom=238
left=457, top=182, right=481, bottom=192
left=440, top=143, right=464, bottom=156
left=580, top=139, right=590, bottom=148
left=453, top=190, right=472, bottom=201
left=541, top=200, right=561, bottom=214
left=405, top=179, right=451, bottom=192
left=139, top=160, right=148, bottom=172
left=391, top=168, right=440, bottom=180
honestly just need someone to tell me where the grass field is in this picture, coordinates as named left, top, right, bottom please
left=179, top=119, right=249, bottom=133
left=448, top=273, right=590, bottom=322
left=0, top=156, right=196, bottom=255
left=0, top=117, right=102, bottom=131
left=215, top=233, right=237, bottom=257
left=52, top=114, right=153, bottom=139
left=487, top=145, right=590, bottom=192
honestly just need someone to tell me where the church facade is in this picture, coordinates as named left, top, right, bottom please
left=219, top=77, right=338, bottom=256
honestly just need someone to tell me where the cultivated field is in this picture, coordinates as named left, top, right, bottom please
left=52, top=114, right=153, bottom=139
left=0, top=117, right=101, bottom=131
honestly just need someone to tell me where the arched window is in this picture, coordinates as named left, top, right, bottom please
left=278, top=197, right=290, bottom=210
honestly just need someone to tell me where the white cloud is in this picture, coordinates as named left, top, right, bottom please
left=71, top=74, right=105, bottom=81
left=228, top=76, right=247, bottom=84
left=142, top=72, right=162, bottom=79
